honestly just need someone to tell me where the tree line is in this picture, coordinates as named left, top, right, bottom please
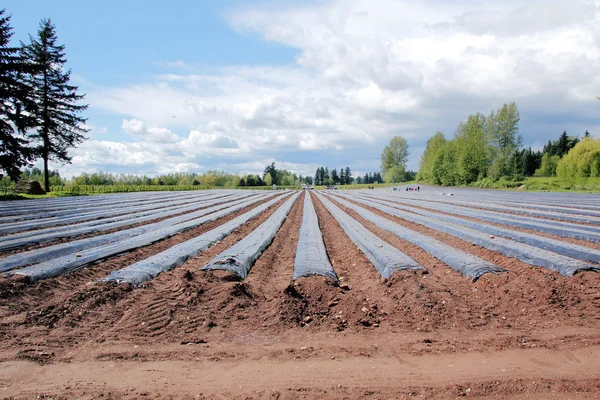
left=313, top=166, right=353, bottom=186
left=0, top=9, right=88, bottom=191
left=416, top=102, right=597, bottom=186
left=417, top=102, right=600, bottom=186
left=377, top=136, right=417, bottom=183
left=417, top=102, right=522, bottom=185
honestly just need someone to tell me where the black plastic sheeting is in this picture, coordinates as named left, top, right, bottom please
left=100, top=193, right=294, bottom=285
left=477, top=200, right=600, bottom=218
left=0, top=192, right=254, bottom=252
left=351, top=193, right=600, bottom=265
left=0, top=191, right=182, bottom=217
left=0, top=193, right=270, bottom=273
left=358, top=193, right=600, bottom=243
left=3, top=193, right=278, bottom=281
left=391, top=194, right=600, bottom=225
left=292, top=193, right=337, bottom=281
left=323, top=192, right=503, bottom=281
left=335, top=192, right=600, bottom=277
left=314, top=192, right=425, bottom=279
left=202, top=192, right=301, bottom=279
left=0, top=192, right=237, bottom=235
left=0, top=191, right=215, bottom=223
left=395, top=191, right=600, bottom=217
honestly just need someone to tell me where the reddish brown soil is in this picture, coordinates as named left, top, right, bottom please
left=0, top=190, right=599, bottom=399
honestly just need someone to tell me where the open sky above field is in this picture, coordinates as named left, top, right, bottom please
left=4, top=0, right=600, bottom=178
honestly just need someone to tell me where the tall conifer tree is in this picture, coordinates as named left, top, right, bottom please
left=22, top=18, right=88, bottom=191
left=0, top=9, right=35, bottom=181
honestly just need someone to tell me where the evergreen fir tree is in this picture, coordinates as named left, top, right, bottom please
left=331, top=168, right=339, bottom=184
left=344, top=166, right=352, bottom=184
left=0, top=9, right=36, bottom=181
left=22, top=18, right=88, bottom=191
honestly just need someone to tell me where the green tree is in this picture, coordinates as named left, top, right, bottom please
left=263, top=162, right=278, bottom=185
left=314, top=167, right=324, bottom=186
left=22, top=18, right=89, bottom=191
left=344, top=166, right=352, bottom=184
left=487, top=102, right=522, bottom=179
left=383, top=165, right=406, bottom=183
left=455, top=113, right=490, bottom=184
left=0, top=9, right=36, bottom=181
left=556, top=131, right=569, bottom=157
left=432, top=140, right=459, bottom=185
left=381, top=136, right=409, bottom=175
left=535, top=153, right=560, bottom=176
left=519, top=147, right=542, bottom=176
left=264, top=172, right=273, bottom=186
left=331, top=168, right=339, bottom=184
left=556, top=138, right=600, bottom=179
left=417, top=131, right=446, bottom=183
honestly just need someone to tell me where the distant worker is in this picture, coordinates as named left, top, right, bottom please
left=417, top=186, right=420, bottom=192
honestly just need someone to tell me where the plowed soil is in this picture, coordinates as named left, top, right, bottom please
left=1, top=190, right=600, bottom=399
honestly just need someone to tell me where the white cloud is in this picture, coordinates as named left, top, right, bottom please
left=122, top=119, right=180, bottom=143
left=77, top=0, right=600, bottom=176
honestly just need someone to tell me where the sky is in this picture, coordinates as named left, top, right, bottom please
left=4, top=0, right=600, bottom=179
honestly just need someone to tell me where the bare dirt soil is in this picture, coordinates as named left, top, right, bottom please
left=0, top=191, right=599, bottom=399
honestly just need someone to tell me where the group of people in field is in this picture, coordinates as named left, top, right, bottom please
left=392, top=185, right=420, bottom=192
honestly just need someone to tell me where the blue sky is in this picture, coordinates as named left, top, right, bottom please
left=4, top=0, right=600, bottom=178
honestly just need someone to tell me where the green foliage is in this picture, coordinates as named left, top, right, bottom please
left=258, top=162, right=300, bottom=187
left=470, top=177, right=524, bottom=189
left=415, top=102, right=576, bottom=187
left=381, top=136, right=409, bottom=175
left=518, top=147, right=542, bottom=176
left=417, top=132, right=446, bottom=182
left=556, top=138, right=600, bottom=179
left=486, top=102, right=522, bottom=178
left=263, top=162, right=278, bottom=185
left=242, top=174, right=264, bottom=187
left=22, top=18, right=89, bottom=191
left=67, top=170, right=242, bottom=188
left=21, top=167, right=63, bottom=186
left=545, top=131, right=579, bottom=158
left=432, top=140, right=458, bottom=186
left=314, top=165, right=354, bottom=185
left=535, top=153, right=560, bottom=176
left=383, top=165, right=406, bottom=183
left=0, top=9, right=36, bottom=181
left=520, top=176, right=600, bottom=192
left=52, top=184, right=211, bottom=194
left=264, top=172, right=273, bottom=186
left=455, top=113, right=490, bottom=184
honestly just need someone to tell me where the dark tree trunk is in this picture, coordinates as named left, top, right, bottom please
left=43, top=152, right=49, bottom=192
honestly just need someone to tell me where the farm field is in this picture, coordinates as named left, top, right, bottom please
left=1, top=187, right=600, bottom=399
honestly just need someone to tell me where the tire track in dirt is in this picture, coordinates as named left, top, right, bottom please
left=0, top=195, right=289, bottom=356
left=245, top=190, right=305, bottom=329
left=91, top=193, right=297, bottom=346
